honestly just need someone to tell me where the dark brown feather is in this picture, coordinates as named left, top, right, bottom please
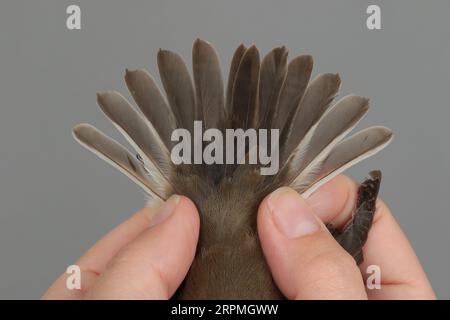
left=274, top=55, right=313, bottom=134
left=230, top=45, right=260, bottom=130
left=193, top=38, right=225, bottom=131
left=226, top=44, right=247, bottom=117
left=157, top=49, right=196, bottom=133
left=258, top=46, right=288, bottom=129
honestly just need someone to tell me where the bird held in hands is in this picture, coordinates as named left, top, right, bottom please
left=73, top=39, right=393, bottom=299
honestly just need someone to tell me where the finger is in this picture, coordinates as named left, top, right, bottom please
left=78, top=204, right=164, bottom=272
left=258, top=187, right=368, bottom=300
left=42, top=204, right=163, bottom=299
left=306, top=174, right=359, bottom=227
left=41, top=266, right=99, bottom=299
left=358, top=201, right=435, bottom=299
left=85, top=195, right=199, bottom=299
left=305, top=175, right=435, bottom=299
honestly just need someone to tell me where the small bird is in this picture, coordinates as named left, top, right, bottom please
left=72, top=39, right=393, bottom=299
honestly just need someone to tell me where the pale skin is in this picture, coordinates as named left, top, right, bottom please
left=43, top=175, right=435, bottom=300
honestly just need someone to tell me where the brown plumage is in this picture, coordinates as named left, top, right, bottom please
left=72, top=39, right=393, bottom=299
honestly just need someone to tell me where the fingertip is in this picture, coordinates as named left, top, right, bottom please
left=153, top=194, right=200, bottom=256
left=257, top=187, right=325, bottom=243
left=306, top=174, right=358, bottom=225
left=149, top=195, right=199, bottom=234
left=257, top=185, right=367, bottom=300
left=178, top=195, right=200, bottom=225
left=87, top=195, right=200, bottom=299
left=174, top=195, right=200, bottom=242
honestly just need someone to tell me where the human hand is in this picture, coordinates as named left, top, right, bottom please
left=43, top=175, right=435, bottom=299
left=42, top=195, right=199, bottom=299
left=257, top=175, right=436, bottom=299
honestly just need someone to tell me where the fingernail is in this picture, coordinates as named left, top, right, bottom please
left=149, top=195, right=180, bottom=227
left=268, top=187, right=320, bottom=238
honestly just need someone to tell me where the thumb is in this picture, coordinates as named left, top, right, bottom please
left=257, top=187, right=368, bottom=300
left=86, top=195, right=199, bottom=299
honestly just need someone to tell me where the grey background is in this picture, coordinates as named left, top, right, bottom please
left=0, top=0, right=449, bottom=299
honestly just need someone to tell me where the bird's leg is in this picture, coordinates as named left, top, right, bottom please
left=328, top=170, right=382, bottom=264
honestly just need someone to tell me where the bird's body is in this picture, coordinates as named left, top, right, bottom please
left=73, top=39, right=392, bottom=299
left=173, top=165, right=282, bottom=299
